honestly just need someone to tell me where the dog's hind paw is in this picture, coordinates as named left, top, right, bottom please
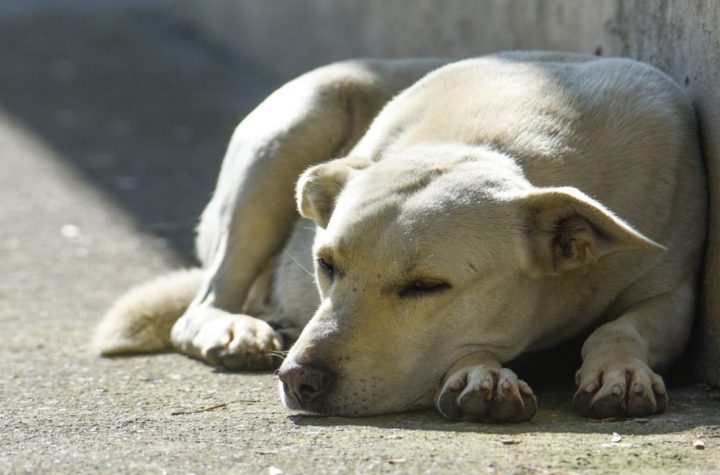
left=573, top=359, right=667, bottom=418
left=436, top=366, right=536, bottom=422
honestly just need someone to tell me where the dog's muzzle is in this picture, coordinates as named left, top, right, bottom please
left=278, top=362, right=333, bottom=409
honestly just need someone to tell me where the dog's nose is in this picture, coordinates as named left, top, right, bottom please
left=279, top=363, right=332, bottom=406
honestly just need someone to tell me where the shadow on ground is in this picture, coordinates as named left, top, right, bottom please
left=206, top=358, right=720, bottom=436
left=0, top=1, right=280, bottom=261
left=286, top=384, right=720, bottom=435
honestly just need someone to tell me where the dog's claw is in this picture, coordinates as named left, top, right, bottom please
left=436, top=366, right=536, bottom=422
left=573, top=362, right=667, bottom=418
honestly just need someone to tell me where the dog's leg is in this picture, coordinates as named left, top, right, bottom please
left=572, top=276, right=696, bottom=418
left=435, top=352, right=537, bottom=422
left=174, top=59, right=447, bottom=370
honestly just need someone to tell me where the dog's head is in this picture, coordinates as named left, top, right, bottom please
left=279, top=144, right=662, bottom=416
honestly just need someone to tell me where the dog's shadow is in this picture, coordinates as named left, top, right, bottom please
left=288, top=383, right=719, bottom=435
left=288, top=344, right=718, bottom=435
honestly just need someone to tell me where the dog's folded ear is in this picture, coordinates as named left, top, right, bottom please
left=296, top=156, right=371, bottom=228
left=521, top=187, right=666, bottom=276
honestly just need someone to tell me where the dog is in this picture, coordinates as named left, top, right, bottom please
left=94, top=52, right=706, bottom=422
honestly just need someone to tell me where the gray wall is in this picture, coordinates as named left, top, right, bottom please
left=171, top=0, right=720, bottom=384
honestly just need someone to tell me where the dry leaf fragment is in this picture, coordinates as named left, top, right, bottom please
left=589, top=417, right=620, bottom=423
left=388, top=458, right=407, bottom=465
left=501, top=439, right=519, bottom=445
left=693, top=440, right=705, bottom=450
left=611, top=432, right=622, bottom=443
left=170, top=399, right=260, bottom=416
left=268, top=466, right=284, bottom=475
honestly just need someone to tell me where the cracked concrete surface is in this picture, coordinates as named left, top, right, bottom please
left=1, top=2, right=719, bottom=474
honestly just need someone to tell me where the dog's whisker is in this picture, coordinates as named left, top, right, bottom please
left=288, top=254, right=314, bottom=277
left=270, top=350, right=290, bottom=360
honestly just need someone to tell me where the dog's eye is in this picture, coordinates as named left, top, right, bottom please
left=317, top=257, right=335, bottom=280
left=399, top=279, right=451, bottom=298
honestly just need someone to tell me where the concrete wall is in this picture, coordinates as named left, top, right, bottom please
left=171, top=0, right=720, bottom=384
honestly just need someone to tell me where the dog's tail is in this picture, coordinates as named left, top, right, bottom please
left=92, top=268, right=203, bottom=356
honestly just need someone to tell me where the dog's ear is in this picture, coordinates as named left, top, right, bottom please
left=296, top=156, right=370, bottom=228
left=521, top=187, right=665, bottom=276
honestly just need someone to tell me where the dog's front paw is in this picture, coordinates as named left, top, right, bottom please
left=436, top=366, right=536, bottom=422
left=573, top=359, right=667, bottom=418
left=172, top=308, right=283, bottom=371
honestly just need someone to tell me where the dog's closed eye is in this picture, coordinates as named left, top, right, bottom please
left=317, top=257, right=335, bottom=280
left=398, top=279, right=451, bottom=298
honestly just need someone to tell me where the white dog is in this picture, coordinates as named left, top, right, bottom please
left=95, top=52, right=706, bottom=422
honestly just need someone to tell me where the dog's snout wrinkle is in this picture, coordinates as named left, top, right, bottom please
left=279, top=363, right=333, bottom=407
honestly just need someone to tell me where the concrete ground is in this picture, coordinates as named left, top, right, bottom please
left=1, top=2, right=719, bottom=474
